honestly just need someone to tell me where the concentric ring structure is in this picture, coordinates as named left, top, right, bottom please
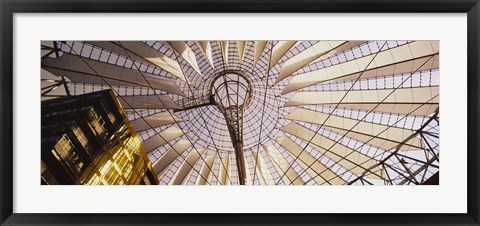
left=41, top=40, right=440, bottom=185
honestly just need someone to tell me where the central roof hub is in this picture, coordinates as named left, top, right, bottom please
left=210, top=70, right=253, bottom=110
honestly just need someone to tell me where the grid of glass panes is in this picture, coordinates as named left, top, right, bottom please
left=54, top=134, right=84, bottom=175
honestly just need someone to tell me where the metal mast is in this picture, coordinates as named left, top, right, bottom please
left=211, top=70, right=253, bottom=185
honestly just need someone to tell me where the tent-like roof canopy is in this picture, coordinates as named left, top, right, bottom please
left=41, top=40, right=439, bottom=185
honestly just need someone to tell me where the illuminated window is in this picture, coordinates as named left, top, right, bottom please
left=87, top=173, right=102, bottom=185
left=54, top=134, right=74, bottom=159
left=54, top=134, right=85, bottom=175
left=108, top=112, right=116, bottom=124
left=41, top=161, right=57, bottom=185
left=87, top=108, right=106, bottom=137
left=71, top=125, right=93, bottom=156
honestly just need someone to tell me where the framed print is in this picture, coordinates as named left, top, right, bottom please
left=1, top=0, right=479, bottom=225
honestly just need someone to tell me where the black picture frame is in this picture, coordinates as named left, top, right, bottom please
left=1, top=0, right=479, bottom=225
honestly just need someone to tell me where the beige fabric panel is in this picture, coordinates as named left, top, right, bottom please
left=142, top=126, right=185, bottom=154
left=168, top=41, right=202, bottom=76
left=325, top=127, right=421, bottom=152
left=251, top=152, right=276, bottom=185
left=180, top=168, right=195, bottom=185
left=42, top=54, right=186, bottom=96
left=290, top=156, right=329, bottom=185
left=283, top=55, right=439, bottom=94
left=269, top=41, right=298, bottom=71
left=249, top=152, right=266, bottom=185
left=218, top=155, right=231, bottom=185
left=237, top=41, right=246, bottom=64
left=41, top=41, right=64, bottom=58
left=196, top=154, right=217, bottom=185
left=253, top=41, right=268, bottom=67
left=207, top=156, right=221, bottom=185
left=130, top=111, right=183, bottom=133
left=262, top=146, right=291, bottom=185
left=282, top=41, right=439, bottom=94
left=195, top=41, right=215, bottom=69
left=152, top=139, right=193, bottom=174
left=264, top=145, right=305, bottom=185
left=169, top=148, right=205, bottom=185
left=244, top=151, right=268, bottom=185
left=84, top=41, right=143, bottom=62
left=218, top=41, right=229, bottom=67
left=274, top=136, right=346, bottom=185
left=244, top=152, right=253, bottom=185
left=227, top=41, right=239, bottom=67
left=117, top=41, right=188, bottom=83
left=285, top=108, right=424, bottom=151
left=275, top=41, right=368, bottom=84
left=301, top=103, right=438, bottom=116
left=118, top=95, right=182, bottom=110
left=281, top=122, right=383, bottom=180
left=275, top=41, right=347, bottom=84
left=286, top=86, right=440, bottom=105
left=285, top=86, right=439, bottom=116
left=359, top=54, right=439, bottom=83
left=86, top=41, right=189, bottom=83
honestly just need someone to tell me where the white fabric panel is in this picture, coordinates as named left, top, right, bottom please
left=285, top=108, right=424, bottom=151
left=264, top=145, right=304, bottom=185
left=249, top=152, right=265, bottom=185
left=207, top=155, right=220, bottom=185
left=218, top=155, right=231, bottom=185
left=236, top=41, right=246, bottom=64
left=40, top=69, right=68, bottom=98
left=283, top=55, right=439, bottom=94
left=195, top=41, right=215, bottom=69
left=275, top=41, right=346, bottom=84
left=282, top=41, right=439, bottom=94
left=41, top=68, right=63, bottom=80
left=251, top=152, right=276, bottom=185
left=269, top=41, right=297, bottom=70
left=296, top=103, right=438, bottom=116
left=325, top=126, right=425, bottom=152
left=196, top=154, right=216, bottom=185
left=253, top=41, right=268, bottom=67
left=309, top=41, right=367, bottom=63
left=42, top=54, right=186, bottom=96
left=169, top=148, right=205, bottom=185
left=244, top=152, right=266, bottom=185
left=274, top=136, right=346, bottom=185
left=118, top=95, right=182, bottom=110
left=218, top=41, right=229, bottom=67
left=142, top=126, right=185, bottom=154
left=41, top=41, right=63, bottom=58
left=275, top=41, right=367, bottom=84
left=281, top=122, right=383, bottom=179
left=180, top=167, right=195, bottom=185
left=152, top=139, right=193, bottom=174
left=130, top=111, right=183, bottom=133
left=86, top=41, right=189, bottom=83
left=227, top=41, right=238, bottom=67
left=244, top=153, right=253, bottom=185
left=285, top=86, right=439, bottom=116
left=168, top=41, right=202, bottom=76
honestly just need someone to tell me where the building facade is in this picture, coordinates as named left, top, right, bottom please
left=41, top=89, right=159, bottom=185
